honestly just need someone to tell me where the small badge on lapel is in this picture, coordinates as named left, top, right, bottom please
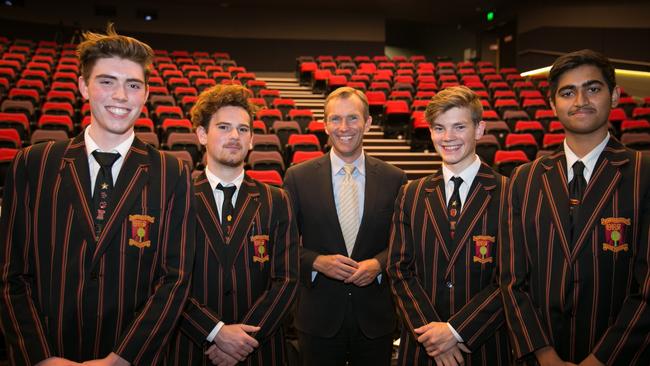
left=472, top=235, right=495, bottom=264
left=251, top=234, right=270, bottom=266
left=601, top=217, right=630, bottom=253
left=129, top=214, right=155, bottom=248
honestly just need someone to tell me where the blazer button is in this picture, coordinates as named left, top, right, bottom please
left=90, top=272, right=98, bottom=280
left=445, top=281, right=453, bottom=289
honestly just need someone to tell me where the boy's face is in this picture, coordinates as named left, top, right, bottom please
left=79, top=57, right=148, bottom=139
left=197, top=105, right=252, bottom=170
left=429, top=107, right=485, bottom=174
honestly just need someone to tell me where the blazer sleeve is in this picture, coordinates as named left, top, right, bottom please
left=592, top=154, right=650, bottom=365
left=283, top=168, right=319, bottom=287
left=499, top=166, right=551, bottom=359
left=387, top=184, right=442, bottom=340
left=178, top=295, right=223, bottom=346
left=113, top=159, right=196, bottom=365
left=0, top=147, right=54, bottom=365
left=241, top=189, right=299, bottom=343
left=448, top=176, right=508, bottom=350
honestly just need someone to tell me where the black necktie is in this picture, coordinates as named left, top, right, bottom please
left=448, top=176, right=463, bottom=237
left=569, top=161, right=586, bottom=243
left=92, top=151, right=120, bottom=238
left=217, top=183, right=237, bottom=230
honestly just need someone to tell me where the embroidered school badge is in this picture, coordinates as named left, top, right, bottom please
left=251, top=234, right=270, bottom=265
left=601, top=217, right=630, bottom=253
left=128, top=214, right=155, bottom=248
left=472, top=235, right=495, bottom=264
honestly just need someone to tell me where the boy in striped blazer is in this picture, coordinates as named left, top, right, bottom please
left=388, top=86, right=511, bottom=366
left=500, top=49, right=650, bottom=365
left=169, top=85, right=299, bottom=366
left=0, top=25, right=196, bottom=365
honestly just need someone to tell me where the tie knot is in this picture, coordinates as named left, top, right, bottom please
left=92, top=151, right=120, bottom=168
left=572, top=161, right=585, bottom=177
left=217, top=183, right=237, bottom=199
left=343, top=164, right=355, bottom=176
left=450, top=176, right=463, bottom=189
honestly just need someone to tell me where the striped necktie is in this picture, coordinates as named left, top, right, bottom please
left=338, top=164, right=359, bottom=256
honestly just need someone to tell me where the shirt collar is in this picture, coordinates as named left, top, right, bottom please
left=204, top=166, right=245, bottom=192
left=330, top=149, right=366, bottom=177
left=84, top=124, right=135, bottom=159
left=442, top=155, right=481, bottom=188
left=563, top=132, right=609, bottom=178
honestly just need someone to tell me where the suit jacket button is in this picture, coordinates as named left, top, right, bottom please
left=445, top=281, right=453, bottom=288
left=91, top=272, right=98, bottom=280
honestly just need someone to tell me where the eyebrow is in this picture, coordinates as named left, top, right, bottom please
left=558, top=79, right=605, bottom=92
left=95, top=74, right=145, bottom=84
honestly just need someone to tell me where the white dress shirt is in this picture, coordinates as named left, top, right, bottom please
left=84, top=125, right=134, bottom=196
left=564, top=133, right=609, bottom=184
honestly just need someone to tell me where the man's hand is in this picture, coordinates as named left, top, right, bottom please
left=344, top=258, right=381, bottom=286
left=433, top=345, right=464, bottom=366
left=82, top=353, right=129, bottom=366
left=313, top=254, right=358, bottom=281
left=535, top=346, right=578, bottom=366
left=414, top=322, right=457, bottom=357
left=214, top=323, right=260, bottom=361
left=205, top=344, right=238, bottom=366
left=36, top=358, right=83, bottom=366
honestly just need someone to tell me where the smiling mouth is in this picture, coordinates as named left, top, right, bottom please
left=441, top=145, right=461, bottom=151
left=106, top=106, right=131, bottom=116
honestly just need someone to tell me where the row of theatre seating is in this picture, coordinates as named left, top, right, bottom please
left=295, top=55, right=650, bottom=159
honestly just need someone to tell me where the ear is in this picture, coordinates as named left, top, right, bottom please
left=79, top=75, right=89, bottom=100
left=610, top=85, right=621, bottom=108
left=362, top=116, right=372, bottom=133
left=196, top=126, right=208, bottom=146
left=475, top=120, right=486, bottom=140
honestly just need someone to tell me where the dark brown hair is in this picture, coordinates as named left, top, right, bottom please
left=190, top=84, right=255, bottom=130
left=549, top=49, right=616, bottom=101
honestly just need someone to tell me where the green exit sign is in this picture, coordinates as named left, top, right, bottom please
left=487, top=11, right=495, bottom=21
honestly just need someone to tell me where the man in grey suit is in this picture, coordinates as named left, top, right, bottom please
left=284, top=86, right=406, bottom=366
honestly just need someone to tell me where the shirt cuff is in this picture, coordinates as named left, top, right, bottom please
left=377, top=273, right=382, bottom=284
left=311, top=271, right=318, bottom=282
left=206, top=321, right=225, bottom=343
left=447, top=322, right=464, bottom=343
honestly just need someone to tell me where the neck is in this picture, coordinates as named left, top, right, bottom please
left=565, top=129, right=608, bottom=158
left=208, top=161, right=244, bottom=183
left=445, top=155, right=476, bottom=176
left=333, top=149, right=362, bottom=164
left=88, top=125, right=132, bottom=151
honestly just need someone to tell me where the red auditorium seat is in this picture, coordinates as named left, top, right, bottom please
left=476, top=134, right=500, bottom=165
left=0, top=128, right=21, bottom=148
left=505, top=133, right=538, bottom=161
left=248, top=151, right=285, bottom=176
left=542, top=133, right=565, bottom=150
left=246, top=170, right=283, bottom=186
left=288, top=109, right=314, bottom=132
left=514, top=120, right=544, bottom=145
left=257, top=109, right=283, bottom=130
left=621, top=133, right=650, bottom=151
left=621, top=119, right=650, bottom=134
left=410, top=110, right=432, bottom=152
left=252, top=120, right=267, bottom=134
left=160, top=118, right=193, bottom=139
left=292, top=151, right=324, bottom=165
left=383, top=100, right=410, bottom=138
left=286, top=134, right=321, bottom=164
left=38, top=115, right=74, bottom=134
left=632, top=107, right=650, bottom=120
left=494, top=150, right=529, bottom=177
left=306, top=121, right=328, bottom=148
left=0, top=112, right=30, bottom=140
left=134, top=118, right=155, bottom=133
left=42, top=102, right=74, bottom=117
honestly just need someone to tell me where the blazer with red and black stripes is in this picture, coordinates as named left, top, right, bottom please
left=500, top=137, right=650, bottom=365
left=0, top=134, right=196, bottom=365
left=388, top=162, right=511, bottom=365
left=169, top=173, right=299, bottom=366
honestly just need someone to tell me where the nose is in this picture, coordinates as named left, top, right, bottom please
left=443, top=129, right=455, bottom=141
left=575, top=89, right=589, bottom=107
left=112, top=84, right=128, bottom=101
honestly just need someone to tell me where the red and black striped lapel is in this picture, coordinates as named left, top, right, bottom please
left=424, top=171, right=453, bottom=261
left=60, top=133, right=96, bottom=245
left=541, top=151, right=573, bottom=263
left=224, top=175, right=261, bottom=267
left=194, top=172, right=227, bottom=263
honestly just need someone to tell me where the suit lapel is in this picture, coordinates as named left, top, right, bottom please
left=225, top=175, right=261, bottom=268
left=570, top=138, right=627, bottom=261
left=423, top=171, right=453, bottom=261
left=541, top=151, right=573, bottom=263
left=60, top=134, right=96, bottom=243
left=444, top=163, right=496, bottom=277
left=91, top=137, right=151, bottom=266
left=194, top=172, right=227, bottom=263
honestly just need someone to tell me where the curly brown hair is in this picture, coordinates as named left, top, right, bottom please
left=190, top=84, right=256, bottom=131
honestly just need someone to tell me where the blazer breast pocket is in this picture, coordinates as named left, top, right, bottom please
left=121, top=210, right=160, bottom=258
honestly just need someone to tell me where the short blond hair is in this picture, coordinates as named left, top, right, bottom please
left=324, top=87, right=369, bottom=120
left=424, top=86, right=483, bottom=127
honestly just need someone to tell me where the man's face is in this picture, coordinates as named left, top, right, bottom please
left=197, top=105, right=252, bottom=169
left=429, top=107, right=485, bottom=174
left=79, top=56, right=148, bottom=138
left=325, top=95, right=371, bottom=163
left=550, top=64, right=619, bottom=137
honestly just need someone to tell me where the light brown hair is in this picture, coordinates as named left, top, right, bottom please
left=324, top=86, right=370, bottom=120
left=424, top=86, right=483, bottom=127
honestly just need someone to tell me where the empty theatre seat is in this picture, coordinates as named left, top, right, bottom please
left=621, top=119, right=650, bottom=134
left=38, top=115, right=74, bottom=134
left=246, top=169, right=283, bottom=186
left=0, top=112, right=30, bottom=140
left=291, top=151, right=324, bottom=165
left=542, top=133, right=565, bottom=150
left=0, top=128, right=21, bottom=148
left=505, top=133, right=538, bottom=161
left=247, top=151, right=285, bottom=176
left=410, top=111, right=432, bottom=152
left=257, top=109, right=283, bottom=130
left=252, top=134, right=282, bottom=152
left=383, top=100, right=410, bottom=138
left=476, top=134, right=500, bottom=165
left=494, top=150, right=529, bottom=177
left=621, top=133, right=650, bottom=151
